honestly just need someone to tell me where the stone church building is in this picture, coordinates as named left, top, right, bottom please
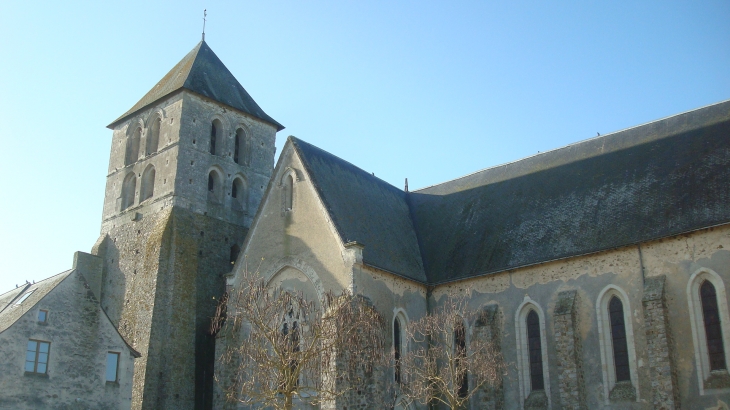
left=2, top=39, right=729, bottom=410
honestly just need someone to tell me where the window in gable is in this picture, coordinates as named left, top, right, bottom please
left=106, top=352, right=120, bottom=382
left=25, top=340, right=50, bottom=374
left=38, top=309, right=48, bottom=323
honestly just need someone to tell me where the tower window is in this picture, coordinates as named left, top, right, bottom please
left=527, top=309, right=545, bottom=391
left=207, top=170, right=222, bottom=203
left=234, top=128, right=249, bottom=165
left=146, top=117, right=161, bottom=155
left=232, top=177, right=247, bottom=211
left=125, top=127, right=141, bottom=166
left=121, top=172, right=137, bottom=211
left=140, top=165, right=156, bottom=202
left=210, top=119, right=222, bottom=155
left=701, top=280, right=727, bottom=371
left=229, top=244, right=240, bottom=265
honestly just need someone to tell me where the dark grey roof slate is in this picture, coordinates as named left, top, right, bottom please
left=411, top=100, right=730, bottom=283
left=290, top=137, right=427, bottom=282
left=109, top=41, right=283, bottom=131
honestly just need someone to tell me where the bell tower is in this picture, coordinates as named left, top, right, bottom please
left=92, top=41, right=283, bottom=410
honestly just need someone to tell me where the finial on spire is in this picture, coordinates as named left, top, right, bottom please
left=405, top=178, right=409, bottom=192
left=202, top=9, right=207, bottom=41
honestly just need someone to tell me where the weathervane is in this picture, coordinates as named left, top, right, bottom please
left=202, top=9, right=207, bottom=41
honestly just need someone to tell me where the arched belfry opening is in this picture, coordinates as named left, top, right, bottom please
left=121, top=172, right=137, bottom=211
left=210, top=119, right=222, bottom=156
left=140, top=165, right=156, bottom=202
left=146, top=117, right=161, bottom=155
left=208, top=170, right=223, bottom=203
left=125, top=127, right=141, bottom=166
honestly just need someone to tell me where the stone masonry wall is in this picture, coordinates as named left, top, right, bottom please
left=642, top=275, right=680, bottom=410
left=552, top=290, right=586, bottom=410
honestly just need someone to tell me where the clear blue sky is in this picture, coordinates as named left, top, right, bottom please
left=0, top=1, right=728, bottom=293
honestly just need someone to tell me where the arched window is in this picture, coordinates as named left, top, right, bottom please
left=526, top=310, right=544, bottom=391
left=210, top=119, right=221, bottom=155
left=394, top=317, right=402, bottom=384
left=515, top=298, right=551, bottom=408
left=229, top=244, right=240, bottom=266
left=232, top=177, right=247, bottom=211
left=596, top=285, right=638, bottom=403
left=281, top=301, right=300, bottom=387
left=121, top=172, right=136, bottom=211
left=609, top=297, right=631, bottom=382
left=454, top=320, right=468, bottom=398
left=140, top=165, right=155, bottom=202
left=146, top=117, right=161, bottom=155
left=688, top=269, right=730, bottom=394
left=701, top=281, right=727, bottom=371
left=125, top=127, right=141, bottom=166
left=284, top=174, right=294, bottom=211
left=234, top=128, right=248, bottom=165
left=207, top=170, right=222, bottom=203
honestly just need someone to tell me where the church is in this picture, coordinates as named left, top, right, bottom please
left=1, top=39, right=730, bottom=410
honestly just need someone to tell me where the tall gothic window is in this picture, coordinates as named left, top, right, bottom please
left=394, top=318, right=402, bottom=384
left=284, top=174, right=294, bottom=211
left=701, top=280, right=727, bottom=371
left=609, top=296, right=631, bottom=382
left=455, top=320, right=468, bottom=398
left=527, top=310, right=545, bottom=391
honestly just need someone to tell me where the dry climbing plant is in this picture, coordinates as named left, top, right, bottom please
left=211, top=268, right=386, bottom=410
left=399, top=293, right=505, bottom=410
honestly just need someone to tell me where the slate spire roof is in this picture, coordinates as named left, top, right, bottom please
left=287, top=99, right=730, bottom=284
left=108, top=41, right=284, bottom=131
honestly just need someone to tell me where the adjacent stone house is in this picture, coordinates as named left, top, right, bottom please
left=0, top=252, right=139, bottom=410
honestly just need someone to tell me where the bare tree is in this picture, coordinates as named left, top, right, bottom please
left=399, top=293, right=505, bottom=409
left=211, top=268, right=386, bottom=410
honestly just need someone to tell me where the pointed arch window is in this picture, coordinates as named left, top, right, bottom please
left=526, top=310, right=545, bottom=391
left=284, top=174, right=294, bottom=211
left=146, top=117, right=161, bottom=155
left=394, top=317, right=403, bottom=384
left=125, top=127, right=141, bottom=166
left=701, top=281, right=727, bottom=371
left=609, top=297, right=631, bottom=382
left=454, top=320, right=468, bottom=398
left=121, top=172, right=137, bottom=211
left=140, top=165, right=156, bottom=202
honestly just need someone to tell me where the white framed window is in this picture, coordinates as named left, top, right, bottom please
left=596, top=285, right=639, bottom=403
left=515, top=297, right=551, bottom=410
left=106, top=351, right=120, bottom=382
left=687, top=268, right=730, bottom=394
left=25, top=340, right=50, bottom=374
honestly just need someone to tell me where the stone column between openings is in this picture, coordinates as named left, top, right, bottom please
left=553, top=290, right=587, bottom=410
left=474, top=304, right=504, bottom=410
left=642, top=275, right=680, bottom=410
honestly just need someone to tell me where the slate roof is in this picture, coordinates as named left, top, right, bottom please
left=290, top=99, right=730, bottom=284
left=0, top=270, right=72, bottom=333
left=109, top=41, right=284, bottom=131
left=291, top=137, right=427, bottom=282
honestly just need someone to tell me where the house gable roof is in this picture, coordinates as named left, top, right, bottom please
left=108, top=41, right=283, bottom=131
left=290, top=137, right=427, bottom=282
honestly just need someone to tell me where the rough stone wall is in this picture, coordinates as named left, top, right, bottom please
left=93, top=207, right=247, bottom=410
left=642, top=275, right=680, bottom=410
left=474, top=304, right=504, bottom=410
left=0, top=261, right=136, bottom=410
left=553, top=290, right=586, bottom=410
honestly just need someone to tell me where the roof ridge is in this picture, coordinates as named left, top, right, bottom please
left=414, top=98, right=730, bottom=193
